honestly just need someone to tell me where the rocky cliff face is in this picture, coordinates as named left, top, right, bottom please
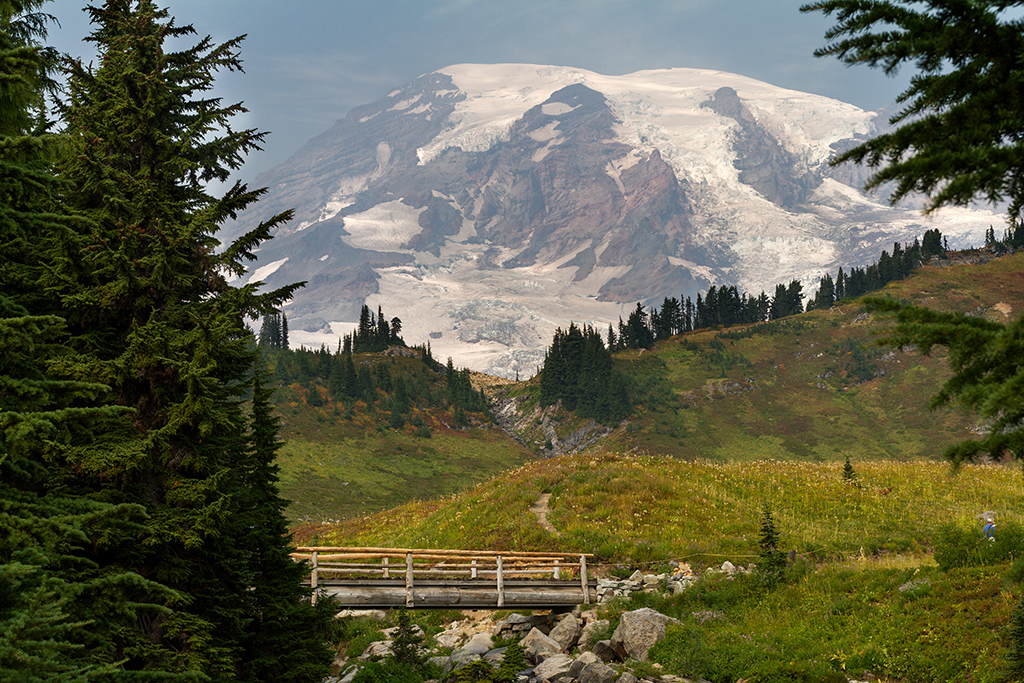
left=226, top=64, right=1001, bottom=377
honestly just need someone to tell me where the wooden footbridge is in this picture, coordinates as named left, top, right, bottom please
left=291, top=547, right=597, bottom=610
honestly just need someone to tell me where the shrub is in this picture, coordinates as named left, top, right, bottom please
left=934, top=521, right=1024, bottom=571
left=351, top=660, right=424, bottom=683
left=648, top=623, right=712, bottom=675
left=743, top=659, right=847, bottom=683
left=447, top=659, right=496, bottom=683
left=391, top=608, right=425, bottom=666
left=494, top=642, right=527, bottom=683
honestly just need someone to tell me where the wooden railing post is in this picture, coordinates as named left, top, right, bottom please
left=311, top=551, right=319, bottom=605
left=554, top=559, right=560, bottom=579
left=471, top=559, right=477, bottom=579
left=405, top=553, right=415, bottom=608
left=579, top=554, right=589, bottom=604
left=496, top=555, right=505, bottom=608
left=383, top=556, right=389, bottom=579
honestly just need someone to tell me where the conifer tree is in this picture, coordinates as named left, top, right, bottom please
left=45, top=2, right=327, bottom=679
left=803, top=1, right=1024, bottom=218
left=0, top=2, right=189, bottom=679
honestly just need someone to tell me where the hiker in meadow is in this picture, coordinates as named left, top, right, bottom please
left=984, top=520, right=996, bottom=541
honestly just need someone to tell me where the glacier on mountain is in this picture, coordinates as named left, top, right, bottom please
left=230, top=64, right=1002, bottom=377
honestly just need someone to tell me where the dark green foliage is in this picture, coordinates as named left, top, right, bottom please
left=493, top=642, right=526, bottom=683
left=933, top=522, right=1024, bottom=571
left=757, top=504, right=787, bottom=581
left=539, top=323, right=631, bottom=423
left=446, top=659, right=495, bottom=683
left=258, top=312, right=289, bottom=349
left=802, top=1, right=1024, bottom=218
left=343, top=304, right=404, bottom=353
left=1006, top=598, right=1024, bottom=681
left=390, top=608, right=425, bottom=667
left=261, top=340, right=484, bottom=430
left=40, top=2, right=328, bottom=680
left=445, top=358, right=491, bottom=417
left=770, top=280, right=804, bottom=319
left=842, top=456, right=857, bottom=484
left=351, top=660, right=426, bottom=683
left=0, top=2, right=186, bottom=680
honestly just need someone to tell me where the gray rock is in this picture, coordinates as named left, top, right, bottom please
left=617, top=673, right=638, bottom=683
left=578, top=619, right=610, bottom=652
left=610, top=608, right=678, bottom=661
left=335, top=609, right=388, bottom=621
left=442, top=651, right=481, bottom=676
left=505, top=613, right=535, bottom=626
left=579, top=661, right=619, bottom=683
left=629, top=570, right=645, bottom=582
left=548, top=614, right=581, bottom=651
left=358, top=640, right=392, bottom=660
left=427, top=656, right=449, bottom=670
left=521, top=627, right=562, bottom=663
left=483, top=646, right=507, bottom=665
left=568, top=651, right=601, bottom=679
left=721, top=561, right=736, bottom=575
left=336, top=664, right=360, bottom=683
left=592, top=639, right=619, bottom=663
left=532, top=653, right=574, bottom=682
left=460, top=632, right=494, bottom=655
left=380, top=624, right=424, bottom=639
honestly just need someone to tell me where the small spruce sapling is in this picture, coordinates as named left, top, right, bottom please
left=390, top=608, right=425, bottom=667
left=842, top=456, right=859, bottom=486
left=757, top=503, right=787, bottom=581
left=494, top=641, right=526, bottom=683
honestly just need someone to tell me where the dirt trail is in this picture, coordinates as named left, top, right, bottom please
left=530, top=493, right=560, bottom=536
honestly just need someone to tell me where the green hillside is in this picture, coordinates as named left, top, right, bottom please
left=264, top=349, right=534, bottom=522
left=499, top=251, right=1024, bottom=464
left=273, top=252, right=1024, bottom=523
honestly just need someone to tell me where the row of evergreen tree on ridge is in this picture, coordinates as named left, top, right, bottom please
left=535, top=225, right=1023, bottom=423
left=258, top=304, right=490, bottom=428
left=606, top=225, right=1022, bottom=352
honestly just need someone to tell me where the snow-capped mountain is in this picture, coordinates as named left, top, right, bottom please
left=227, top=64, right=1001, bottom=378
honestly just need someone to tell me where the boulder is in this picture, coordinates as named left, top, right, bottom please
left=460, top=632, right=494, bottom=656
left=579, top=661, right=619, bottom=683
left=617, top=673, right=638, bottom=683
left=521, top=627, right=562, bottom=663
left=568, top=651, right=601, bottom=679
left=592, top=640, right=619, bottom=663
left=610, top=607, right=678, bottom=661
left=578, top=619, right=610, bottom=652
left=548, top=614, right=581, bottom=651
left=358, top=640, right=392, bottom=660
left=335, top=609, right=388, bottom=621
left=532, top=653, right=574, bottom=682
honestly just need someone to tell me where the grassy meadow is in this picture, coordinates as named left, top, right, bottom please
left=309, top=451, right=1024, bottom=682
left=298, top=450, right=1024, bottom=563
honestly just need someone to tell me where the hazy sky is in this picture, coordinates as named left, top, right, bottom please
left=45, top=1, right=913, bottom=184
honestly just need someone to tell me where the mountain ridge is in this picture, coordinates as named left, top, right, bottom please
left=227, top=64, right=1002, bottom=377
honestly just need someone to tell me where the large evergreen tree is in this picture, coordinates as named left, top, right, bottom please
left=42, top=1, right=328, bottom=680
left=0, top=2, right=192, bottom=680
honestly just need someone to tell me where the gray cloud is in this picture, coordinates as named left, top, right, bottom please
left=43, top=0, right=912, bottom=183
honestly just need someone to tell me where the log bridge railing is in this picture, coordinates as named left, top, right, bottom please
left=291, top=547, right=597, bottom=610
